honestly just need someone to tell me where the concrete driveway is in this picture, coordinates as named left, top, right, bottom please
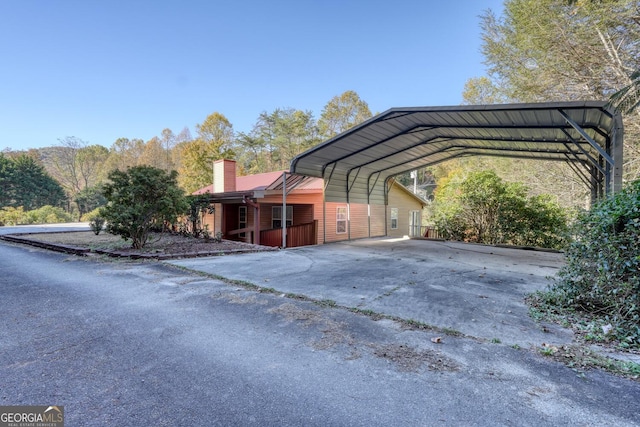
left=171, top=237, right=573, bottom=348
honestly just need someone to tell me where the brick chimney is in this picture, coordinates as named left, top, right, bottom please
left=213, top=159, right=236, bottom=193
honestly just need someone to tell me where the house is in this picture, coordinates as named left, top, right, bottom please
left=193, top=159, right=426, bottom=248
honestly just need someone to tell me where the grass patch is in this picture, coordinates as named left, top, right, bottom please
left=527, top=291, right=636, bottom=350
left=316, top=299, right=338, bottom=308
left=537, top=343, right=640, bottom=381
left=349, top=308, right=385, bottom=320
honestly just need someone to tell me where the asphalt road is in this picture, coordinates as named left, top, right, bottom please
left=1, top=233, right=640, bottom=426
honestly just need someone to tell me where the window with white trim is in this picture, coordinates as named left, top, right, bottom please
left=272, top=206, right=292, bottom=229
left=390, top=208, right=398, bottom=229
left=336, top=206, right=347, bottom=234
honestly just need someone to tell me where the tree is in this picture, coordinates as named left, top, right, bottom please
left=462, top=77, right=508, bottom=105
left=236, top=108, right=320, bottom=174
left=171, top=126, right=193, bottom=175
left=196, top=112, right=235, bottom=156
left=178, top=113, right=234, bottom=192
left=48, top=137, right=108, bottom=195
left=433, top=170, right=567, bottom=248
left=234, top=132, right=269, bottom=175
left=481, top=0, right=639, bottom=102
left=160, top=128, right=177, bottom=171
left=178, top=139, right=217, bottom=193
left=101, top=166, right=188, bottom=249
left=476, top=0, right=640, bottom=179
left=140, top=136, right=166, bottom=169
left=0, top=153, right=16, bottom=207
left=74, top=184, right=107, bottom=219
left=258, top=108, right=319, bottom=170
left=318, top=90, right=372, bottom=140
left=0, top=153, right=66, bottom=210
left=610, top=69, right=640, bottom=114
left=104, top=137, right=146, bottom=172
left=458, top=0, right=640, bottom=207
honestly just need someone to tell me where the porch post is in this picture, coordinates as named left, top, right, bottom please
left=254, top=204, right=260, bottom=245
left=242, top=195, right=261, bottom=245
left=282, top=172, right=287, bottom=249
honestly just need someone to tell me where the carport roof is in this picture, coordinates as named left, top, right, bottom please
left=290, top=101, right=623, bottom=204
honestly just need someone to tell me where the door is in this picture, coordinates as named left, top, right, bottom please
left=409, top=210, right=421, bottom=237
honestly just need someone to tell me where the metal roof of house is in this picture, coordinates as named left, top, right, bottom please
left=237, top=171, right=287, bottom=191
left=193, top=170, right=323, bottom=196
left=290, top=101, right=624, bottom=204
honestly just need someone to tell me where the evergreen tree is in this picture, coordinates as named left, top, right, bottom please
left=0, top=153, right=66, bottom=210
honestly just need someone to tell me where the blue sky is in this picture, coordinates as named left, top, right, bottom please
left=1, top=1, right=504, bottom=151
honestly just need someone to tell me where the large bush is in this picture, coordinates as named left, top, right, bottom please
left=433, top=170, right=568, bottom=248
left=101, top=166, right=188, bottom=249
left=532, top=180, right=640, bottom=348
left=26, top=205, right=73, bottom=224
left=0, top=207, right=25, bottom=225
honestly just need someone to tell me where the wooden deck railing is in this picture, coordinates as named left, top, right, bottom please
left=420, top=225, right=442, bottom=239
left=260, top=221, right=317, bottom=248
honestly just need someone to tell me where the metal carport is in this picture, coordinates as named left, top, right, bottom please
left=290, top=101, right=624, bottom=205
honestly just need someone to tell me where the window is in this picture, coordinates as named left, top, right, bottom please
left=390, top=208, right=398, bottom=229
left=272, top=206, right=293, bottom=229
left=238, top=206, right=247, bottom=238
left=336, top=206, right=347, bottom=234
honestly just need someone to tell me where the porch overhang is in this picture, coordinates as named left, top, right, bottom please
left=201, top=190, right=257, bottom=204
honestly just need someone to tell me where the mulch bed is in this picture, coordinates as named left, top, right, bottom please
left=0, top=231, right=278, bottom=259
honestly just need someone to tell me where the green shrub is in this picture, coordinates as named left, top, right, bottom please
left=89, top=218, right=105, bottom=235
left=102, top=166, right=187, bottom=249
left=25, top=205, right=73, bottom=224
left=532, top=179, right=640, bottom=348
left=177, top=194, right=215, bottom=238
left=433, top=170, right=568, bottom=248
left=81, top=208, right=103, bottom=222
left=0, top=206, right=26, bottom=225
left=0, top=205, right=72, bottom=225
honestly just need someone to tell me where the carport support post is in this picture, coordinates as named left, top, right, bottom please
left=590, top=164, right=598, bottom=204
left=611, top=111, right=624, bottom=194
left=282, top=172, right=287, bottom=249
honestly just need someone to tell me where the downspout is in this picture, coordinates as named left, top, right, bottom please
left=346, top=172, right=350, bottom=241
left=323, top=188, right=326, bottom=244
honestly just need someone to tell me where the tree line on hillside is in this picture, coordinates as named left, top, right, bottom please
left=1, top=90, right=373, bottom=220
